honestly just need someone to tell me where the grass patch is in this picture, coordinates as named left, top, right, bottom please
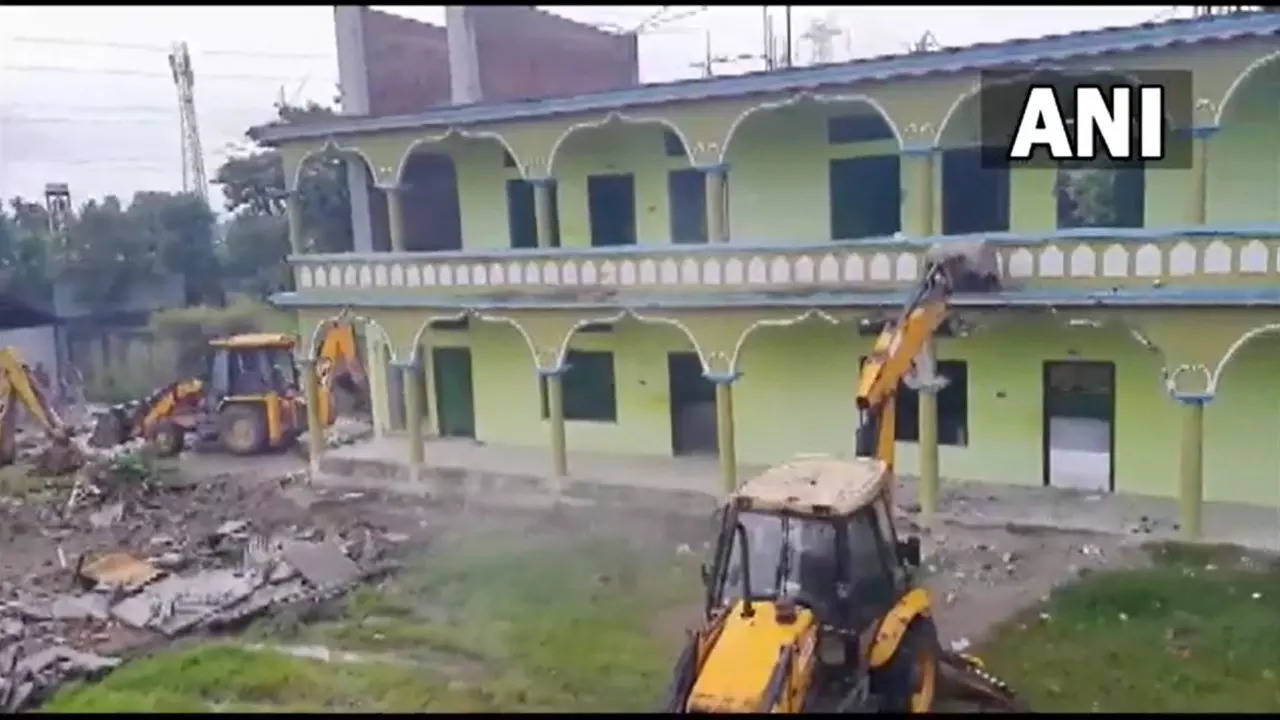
left=978, top=545, right=1280, bottom=712
left=45, top=529, right=704, bottom=713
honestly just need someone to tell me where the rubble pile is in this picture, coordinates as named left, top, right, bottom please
left=0, top=450, right=404, bottom=712
left=325, top=417, right=374, bottom=448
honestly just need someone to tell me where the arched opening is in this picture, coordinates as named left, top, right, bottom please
left=1210, top=51, right=1280, bottom=224
left=1204, top=325, right=1280, bottom=506
left=291, top=148, right=390, bottom=254
left=547, top=118, right=694, bottom=248
left=722, top=96, right=901, bottom=242
left=936, top=83, right=1013, bottom=235
left=400, top=150, right=463, bottom=252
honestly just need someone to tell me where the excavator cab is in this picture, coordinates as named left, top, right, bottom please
left=193, top=333, right=305, bottom=455
left=669, top=458, right=933, bottom=714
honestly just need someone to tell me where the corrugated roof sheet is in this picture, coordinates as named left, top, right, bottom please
left=250, top=10, right=1280, bottom=144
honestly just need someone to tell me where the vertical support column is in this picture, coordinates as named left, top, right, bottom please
left=900, top=145, right=935, bottom=237
left=346, top=158, right=375, bottom=253
left=299, top=357, right=325, bottom=477
left=1188, top=127, right=1216, bottom=226
left=532, top=177, right=557, bottom=248
left=708, top=372, right=740, bottom=493
left=384, top=185, right=406, bottom=252
left=1177, top=393, right=1209, bottom=541
left=543, top=367, right=568, bottom=482
left=914, top=337, right=945, bottom=518
left=700, top=164, right=729, bottom=244
left=400, top=361, right=425, bottom=480
left=286, top=191, right=305, bottom=254
left=366, top=333, right=390, bottom=438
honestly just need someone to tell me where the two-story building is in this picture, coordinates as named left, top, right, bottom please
left=250, top=10, right=1280, bottom=538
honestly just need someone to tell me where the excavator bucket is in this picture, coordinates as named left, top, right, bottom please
left=88, top=406, right=132, bottom=448
left=924, top=241, right=1002, bottom=293
left=936, top=651, right=1028, bottom=712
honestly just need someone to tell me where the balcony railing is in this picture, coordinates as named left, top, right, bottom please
left=291, top=228, right=1280, bottom=297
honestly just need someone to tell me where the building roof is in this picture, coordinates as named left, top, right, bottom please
left=249, top=10, right=1280, bottom=144
left=734, top=458, right=889, bottom=517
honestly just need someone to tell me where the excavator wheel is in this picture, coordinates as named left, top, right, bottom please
left=147, top=420, right=185, bottom=457
left=872, top=617, right=940, bottom=713
left=218, top=404, right=267, bottom=455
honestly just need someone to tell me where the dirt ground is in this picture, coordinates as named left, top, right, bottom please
left=0, top=447, right=1150, bottom=710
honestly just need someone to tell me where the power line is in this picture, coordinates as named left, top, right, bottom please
left=3, top=64, right=326, bottom=83
left=10, top=35, right=330, bottom=60
left=0, top=114, right=171, bottom=124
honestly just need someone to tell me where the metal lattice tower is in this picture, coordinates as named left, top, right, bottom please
left=168, top=41, right=207, bottom=202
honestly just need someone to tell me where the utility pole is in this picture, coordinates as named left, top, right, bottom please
left=762, top=6, right=771, bottom=70
left=785, top=6, right=792, bottom=67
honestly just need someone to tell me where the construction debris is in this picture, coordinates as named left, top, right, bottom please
left=325, top=417, right=373, bottom=448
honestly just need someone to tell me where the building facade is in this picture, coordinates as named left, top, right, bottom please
left=252, top=12, right=1280, bottom=534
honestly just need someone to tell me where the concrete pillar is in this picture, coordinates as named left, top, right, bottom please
left=918, top=388, right=939, bottom=517
left=346, top=159, right=375, bottom=253
left=400, top=362, right=424, bottom=476
left=1188, top=127, right=1216, bottom=226
left=708, top=372, right=739, bottom=492
left=384, top=185, right=406, bottom=252
left=299, top=357, right=325, bottom=476
left=544, top=369, right=568, bottom=480
left=701, top=164, right=728, bottom=244
left=445, top=6, right=482, bottom=105
left=366, top=333, right=390, bottom=438
left=901, top=146, right=935, bottom=237
left=1178, top=394, right=1209, bottom=541
left=286, top=191, right=304, bottom=254
left=532, top=178, right=556, bottom=248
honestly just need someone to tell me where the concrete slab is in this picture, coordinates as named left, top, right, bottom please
left=318, top=436, right=1280, bottom=553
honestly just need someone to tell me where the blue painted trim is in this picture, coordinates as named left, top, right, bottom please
left=537, top=364, right=572, bottom=378
left=250, top=12, right=1280, bottom=145
left=1173, top=392, right=1214, bottom=405
left=269, top=285, right=1280, bottom=311
left=1190, top=125, right=1220, bottom=138
left=287, top=224, right=1280, bottom=265
left=704, top=371, right=743, bottom=385
left=527, top=177, right=555, bottom=187
left=692, top=162, right=730, bottom=174
left=900, top=143, right=936, bottom=156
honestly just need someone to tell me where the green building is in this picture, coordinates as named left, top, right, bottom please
left=251, top=11, right=1280, bottom=535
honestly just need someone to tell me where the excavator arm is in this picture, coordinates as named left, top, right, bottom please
left=854, top=242, right=999, bottom=471
left=0, top=348, right=71, bottom=467
left=313, top=322, right=366, bottom=427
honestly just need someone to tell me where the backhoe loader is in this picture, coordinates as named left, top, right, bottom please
left=662, top=242, right=1024, bottom=713
left=88, top=323, right=365, bottom=457
left=0, top=347, right=82, bottom=473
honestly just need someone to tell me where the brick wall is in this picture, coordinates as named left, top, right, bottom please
left=471, top=6, right=639, bottom=102
left=361, top=8, right=451, bottom=115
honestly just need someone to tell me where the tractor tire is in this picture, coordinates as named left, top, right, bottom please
left=872, top=617, right=941, bottom=713
left=218, top=405, right=268, bottom=455
left=147, top=420, right=185, bottom=457
left=662, top=636, right=697, bottom=712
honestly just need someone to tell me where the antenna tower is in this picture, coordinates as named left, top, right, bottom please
left=168, top=41, right=208, bottom=202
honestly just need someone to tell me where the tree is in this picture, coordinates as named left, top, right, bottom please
left=127, top=191, right=224, bottom=306
left=214, top=101, right=353, bottom=298
left=59, top=196, right=161, bottom=305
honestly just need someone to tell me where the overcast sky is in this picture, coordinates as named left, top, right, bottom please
left=0, top=4, right=1193, bottom=215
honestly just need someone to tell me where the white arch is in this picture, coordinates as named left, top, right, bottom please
left=290, top=139, right=379, bottom=192
left=546, top=111, right=695, bottom=176
left=306, top=308, right=398, bottom=364
left=1209, top=323, right=1280, bottom=394
left=551, top=309, right=711, bottom=374
left=720, top=92, right=902, bottom=163
left=406, top=309, right=475, bottom=365
left=394, top=127, right=524, bottom=185
left=933, top=65, right=1147, bottom=147
left=729, top=308, right=844, bottom=375
left=1215, top=48, right=1280, bottom=126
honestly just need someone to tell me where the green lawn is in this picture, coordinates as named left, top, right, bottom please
left=978, top=542, right=1280, bottom=713
left=42, top=531, right=704, bottom=713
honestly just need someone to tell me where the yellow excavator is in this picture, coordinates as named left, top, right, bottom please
left=0, top=348, right=82, bottom=473
left=89, top=323, right=365, bottom=457
left=663, top=242, right=1024, bottom=713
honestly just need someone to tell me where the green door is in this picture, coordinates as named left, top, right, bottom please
left=432, top=347, right=475, bottom=438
